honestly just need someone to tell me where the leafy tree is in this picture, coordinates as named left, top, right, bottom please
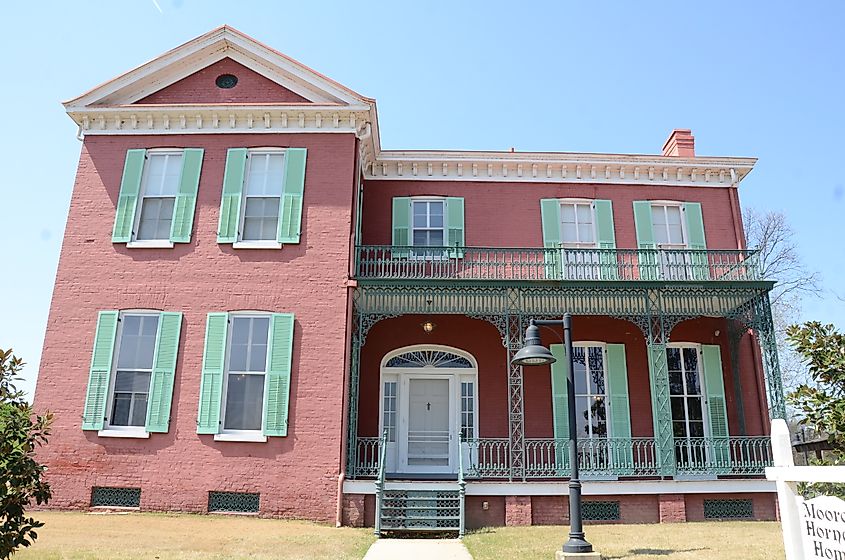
left=787, top=322, right=845, bottom=453
left=0, top=350, right=52, bottom=558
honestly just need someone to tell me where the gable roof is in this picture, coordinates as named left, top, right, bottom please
left=64, top=25, right=373, bottom=109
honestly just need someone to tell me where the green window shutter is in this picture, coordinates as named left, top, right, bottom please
left=605, top=344, right=632, bottom=472
left=593, top=200, right=618, bottom=280
left=170, top=149, right=204, bottom=243
left=197, top=313, right=228, bottom=434
left=683, top=202, right=709, bottom=280
left=701, top=344, right=730, bottom=470
left=112, top=149, right=146, bottom=243
left=391, top=197, right=411, bottom=258
left=550, top=343, right=570, bottom=470
left=82, top=311, right=119, bottom=430
left=144, top=312, right=182, bottom=433
left=633, top=201, right=658, bottom=280
left=446, top=197, right=465, bottom=258
left=217, top=149, right=247, bottom=243
left=278, top=148, right=307, bottom=244
left=540, top=199, right=562, bottom=280
left=264, top=313, right=295, bottom=437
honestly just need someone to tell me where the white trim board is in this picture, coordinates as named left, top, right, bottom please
left=343, top=479, right=776, bottom=496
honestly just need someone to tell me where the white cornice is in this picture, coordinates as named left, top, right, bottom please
left=365, top=151, right=756, bottom=187
left=64, top=26, right=757, bottom=188
left=69, top=105, right=372, bottom=136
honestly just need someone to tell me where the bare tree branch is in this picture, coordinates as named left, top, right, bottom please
left=744, top=208, right=823, bottom=392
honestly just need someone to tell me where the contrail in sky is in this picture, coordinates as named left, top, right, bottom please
left=151, top=0, right=163, bottom=13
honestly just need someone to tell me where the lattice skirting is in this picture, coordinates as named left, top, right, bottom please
left=208, top=491, right=260, bottom=513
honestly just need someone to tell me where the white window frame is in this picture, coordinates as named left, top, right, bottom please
left=409, top=197, right=447, bottom=259
left=233, top=148, right=286, bottom=249
left=650, top=201, right=688, bottom=249
left=127, top=149, right=183, bottom=248
left=572, top=342, right=610, bottom=439
left=98, top=310, right=161, bottom=439
left=666, top=343, right=710, bottom=439
left=559, top=199, right=598, bottom=249
left=215, top=312, right=271, bottom=443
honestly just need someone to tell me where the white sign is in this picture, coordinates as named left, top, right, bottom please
left=800, top=495, right=845, bottom=559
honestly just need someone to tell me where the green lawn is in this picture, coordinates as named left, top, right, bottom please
left=463, top=522, right=785, bottom=560
left=16, top=512, right=376, bottom=560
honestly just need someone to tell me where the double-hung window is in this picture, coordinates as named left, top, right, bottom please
left=217, top=148, right=308, bottom=248
left=222, top=315, right=270, bottom=434
left=112, top=148, right=204, bottom=246
left=107, top=313, right=159, bottom=428
left=241, top=151, right=285, bottom=242
left=560, top=201, right=600, bottom=279
left=411, top=199, right=445, bottom=258
left=82, top=310, right=183, bottom=437
left=651, top=203, right=691, bottom=280
left=667, top=345, right=706, bottom=468
left=197, top=312, right=295, bottom=441
left=390, top=197, right=465, bottom=259
left=135, top=152, right=182, bottom=241
left=540, top=198, right=617, bottom=281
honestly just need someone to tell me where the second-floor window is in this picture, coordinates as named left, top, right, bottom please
left=134, top=151, right=183, bottom=241
left=650, top=203, right=686, bottom=248
left=560, top=201, right=596, bottom=248
left=241, top=151, right=285, bottom=241
left=412, top=199, right=445, bottom=247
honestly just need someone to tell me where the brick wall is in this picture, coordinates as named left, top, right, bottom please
left=34, top=132, right=357, bottom=522
left=138, top=58, right=310, bottom=104
left=361, top=179, right=744, bottom=251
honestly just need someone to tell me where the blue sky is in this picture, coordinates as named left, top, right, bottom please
left=2, top=1, right=843, bottom=399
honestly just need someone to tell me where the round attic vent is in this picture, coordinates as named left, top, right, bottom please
left=215, top=74, right=238, bottom=89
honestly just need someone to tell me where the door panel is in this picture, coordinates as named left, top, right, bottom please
left=406, top=378, right=450, bottom=468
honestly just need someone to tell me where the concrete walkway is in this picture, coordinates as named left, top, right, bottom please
left=362, top=538, right=474, bottom=560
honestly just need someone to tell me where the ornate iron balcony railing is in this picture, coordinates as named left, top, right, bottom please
left=354, top=246, right=761, bottom=282
left=349, top=436, right=773, bottom=479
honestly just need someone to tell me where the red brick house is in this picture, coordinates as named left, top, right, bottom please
left=35, top=26, right=784, bottom=533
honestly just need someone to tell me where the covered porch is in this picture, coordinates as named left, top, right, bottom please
left=345, top=282, right=784, bottom=482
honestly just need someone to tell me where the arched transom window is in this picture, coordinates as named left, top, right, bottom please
left=384, top=350, right=473, bottom=369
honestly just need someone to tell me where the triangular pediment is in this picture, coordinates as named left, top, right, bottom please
left=65, top=26, right=372, bottom=110
left=134, top=58, right=312, bottom=105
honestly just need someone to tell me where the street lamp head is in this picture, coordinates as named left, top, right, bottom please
left=511, top=323, right=556, bottom=367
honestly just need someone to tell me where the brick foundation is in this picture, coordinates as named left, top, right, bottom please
left=505, top=495, right=532, bottom=526
left=658, top=494, right=687, bottom=523
left=342, top=494, right=366, bottom=527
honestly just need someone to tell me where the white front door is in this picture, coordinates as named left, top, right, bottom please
left=401, top=376, right=453, bottom=473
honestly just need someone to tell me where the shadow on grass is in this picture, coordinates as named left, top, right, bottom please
left=604, top=548, right=708, bottom=558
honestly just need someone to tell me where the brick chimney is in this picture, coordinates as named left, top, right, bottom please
left=662, top=129, right=695, bottom=157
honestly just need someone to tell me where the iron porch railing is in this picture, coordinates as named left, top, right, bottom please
left=349, top=436, right=773, bottom=479
left=354, top=246, right=761, bottom=283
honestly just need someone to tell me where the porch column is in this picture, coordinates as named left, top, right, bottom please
left=345, top=311, right=364, bottom=476
left=506, top=313, right=526, bottom=481
left=753, top=293, right=787, bottom=420
left=647, top=342, right=675, bottom=477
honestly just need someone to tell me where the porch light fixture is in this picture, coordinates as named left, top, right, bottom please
left=421, top=320, right=436, bottom=334
left=511, top=314, right=595, bottom=557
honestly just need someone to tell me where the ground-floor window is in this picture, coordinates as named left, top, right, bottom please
left=572, top=345, right=609, bottom=438
left=668, top=345, right=707, bottom=465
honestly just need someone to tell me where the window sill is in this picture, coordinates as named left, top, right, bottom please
left=97, top=429, right=151, bottom=439
left=126, top=240, right=174, bottom=249
left=213, top=432, right=268, bottom=443
left=232, top=241, right=282, bottom=250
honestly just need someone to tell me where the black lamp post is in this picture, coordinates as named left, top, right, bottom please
left=511, top=313, right=593, bottom=556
